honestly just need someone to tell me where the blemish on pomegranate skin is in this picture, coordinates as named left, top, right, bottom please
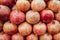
left=42, top=14, right=53, bottom=23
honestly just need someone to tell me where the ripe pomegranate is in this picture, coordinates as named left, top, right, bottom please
left=31, top=0, right=46, bottom=11
left=16, top=0, right=30, bottom=11
left=0, top=0, right=16, bottom=8
left=53, top=33, right=60, bottom=40
left=26, top=34, right=38, bottom=40
left=47, top=20, right=60, bottom=34
left=3, top=21, right=17, bottom=35
left=0, top=33, right=10, bottom=40
left=18, top=22, right=32, bottom=36
left=55, top=11, right=60, bottom=21
left=12, top=33, right=24, bottom=40
left=0, top=5, right=10, bottom=21
left=10, top=10, right=25, bottom=24
left=48, top=1, right=60, bottom=12
left=40, top=9, right=54, bottom=23
left=33, top=22, right=46, bottom=35
left=39, top=33, right=52, bottom=40
left=26, top=10, right=40, bottom=24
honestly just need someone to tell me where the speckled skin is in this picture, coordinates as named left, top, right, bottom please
left=12, top=33, right=24, bottom=40
left=33, top=22, right=46, bottom=35
left=48, top=1, right=60, bottom=12
left=47, top=20, right=60, bottom=34
left=31, top=0, right=46, bottom=11
left=18, top=22, right=32, bottom=36
left=16, top=0, right=30, bottom=11
left=53, top=33, right=60, bottom=40
left=40, top=10, right=54, bottom=23
left=0, top=5, right=10, bottom=21
left=3, top=21, right=17, bottom=35
left=26, top=34, right=38, bottom=40
left=0, top=33, right=10, bottom=40
left=26, top=10, right=40, bottom=24
left=10, top=10, right=25, bottom=24
left=39, top=33, right=52, bottom=40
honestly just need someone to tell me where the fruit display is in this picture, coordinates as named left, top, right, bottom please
left=0, top=0, right=60, bottom=40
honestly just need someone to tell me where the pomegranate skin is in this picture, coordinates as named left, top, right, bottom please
left=53, top=33, right=60, bottom=40
left=39, top=33, right=52, bottom=40
left=26, top=10, right=40, bottom=24
left=55, top=11, right=60, bottom=21
left=16, top=0, right=30, bottom=11
left=26, top=34, right=38, bottom=40
left=3, top=21, right=17, bottom=35
left=31, top=0, right=46, bottom=11
left=48, top=1, right=60, bottom=12
left=0, top=33, right=10, bottom=40
left=12, top=33, right=24, bottom=40
left=40, top=10, right=54, bottom=23
left=0, top=5, right=10, bottom=21
left=47, top=20, right=60, bottom=34
left=0, top=0, right=16, bottom=8
left=10, top=10, right=25, bottom=24
left=18, top=22, right=32, bottom=36
left=33, top=22, right=46, bottom=35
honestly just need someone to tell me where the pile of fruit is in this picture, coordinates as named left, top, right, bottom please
left=0, top=0, right=60, bottom=40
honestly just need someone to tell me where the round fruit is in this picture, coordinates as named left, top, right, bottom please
left=18, top=22, right=32, bottom=36
left=0, top=5, right=10, bottom=21
left=31, top=0, right=46, bottom=11
left=10, top=10, right=25, bottom=24
left=12, top=33, right=24, bottom=40
left=40, top=9, right=54, bottom=23
left=33, top=22, right=46, bottom=35
left=3, top=21, right=17, bottom=35
left=55, top=11, right=60, bottom=21
left=16, top=0, right=30, bottom=11
left=47, top=20, right=60, bottom=34
left=48, top=1, right=60, bottom=12
left=0, top=0, right=16, bottom=8
left=26, top=10, right=40, bottom=24
left=0, top=33, right=10, bottom=40
left=26, top=34, right=38, bottom=40
left=53, top=33, right=60, bottom=40
left=39, top=33, right=52, bottom=40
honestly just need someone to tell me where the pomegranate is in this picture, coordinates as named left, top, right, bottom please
left=26, top=34, right=38, bottom=40
left=55, top=11, right=60, bottom=21
left=10, top=10, right=25, bottom=24
left=31, top=0, right=46, bottom=11
left=0, top=5, right=10, bottom=21
left=39, top=33, right=52, bottom=40
left=0, top=0, right=16, bottom=8
left=3, top=21, right=17, bottom=35
left=0, top=33, right=10, bottom=40
left=26, top=10, right=40, bottom=24
left=53, top=33, right=60, bottom=40
left=12, top=33, right=24, bottom=40
left=33, top=22, right=46, bottom=35
left=47, top=20, right=60, bottom=34
left=40, top=9, right=54, bottom=23
left=16, top=0, right=30, bottom=11
left=48, top=1, right=60, bottom=12
left=18, top=22, right=32, bottom=36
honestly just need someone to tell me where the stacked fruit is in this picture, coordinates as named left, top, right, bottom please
left=0, top=0, right=60, bottom=40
